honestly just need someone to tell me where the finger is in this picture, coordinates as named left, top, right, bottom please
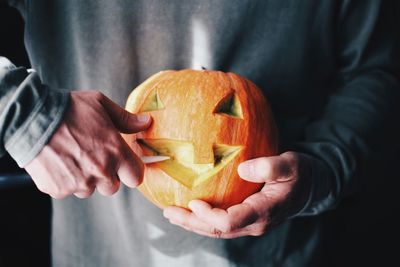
left=237, top=155, right=294, bottom=183
left=169, top=219, right=226, bottom=239
left=186, top=226, right=261, bottom=239
left=165, top=207, right=265, bottom=239
left=74, top=186, right=96, bottom=199
left=195, top=220, right=268, bottom=238
left=117, top=142, right=144, bottom=188
left=100, top=95, right=152, bottom=133
left=96, top=176, right=121, bottom=196
left=187, top=200, right=257, bottom=233
left=73, top=174, right=96, bottom=199
left=163, top=206, right=215, bottom=233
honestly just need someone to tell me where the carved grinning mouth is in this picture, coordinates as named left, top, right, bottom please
left=137, top=139, right=242, bottom=189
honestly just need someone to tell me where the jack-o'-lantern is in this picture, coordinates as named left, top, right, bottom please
left=123, top=69, right=278, bottom=209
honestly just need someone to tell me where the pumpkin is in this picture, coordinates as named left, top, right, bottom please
left=123, top=69, right=278, bottom=209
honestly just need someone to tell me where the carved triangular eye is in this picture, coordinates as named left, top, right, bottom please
left=214, top=92, right=243, bottom=119
left=139, top=89, right=165, bottom=112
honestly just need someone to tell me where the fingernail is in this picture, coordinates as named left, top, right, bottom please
left=163, top=209, right=171, bottom=218
left=238, top=161, right=254, bottom=178
left=188, top=200, right=198, bottom=211
left=137, top=114, right=151, bottom=123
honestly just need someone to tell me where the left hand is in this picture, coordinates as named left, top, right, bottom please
left=163, top=152, right=312, bottom=238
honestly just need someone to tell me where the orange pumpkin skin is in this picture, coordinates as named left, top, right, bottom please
left=123, top=69, right=278, bottom=209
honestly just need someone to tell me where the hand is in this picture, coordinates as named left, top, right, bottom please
left=163, top=152, right=312, bottom=238
left=24, top=91, right=152, bottom=199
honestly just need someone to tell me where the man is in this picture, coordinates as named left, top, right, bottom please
left=1, top=1, right=399, bottom=266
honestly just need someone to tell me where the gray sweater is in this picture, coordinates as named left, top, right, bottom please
left=1, top=0, right=399, bottom=266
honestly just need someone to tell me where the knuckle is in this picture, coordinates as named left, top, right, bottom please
left=88, top=160, right=112, bottom=179
left=103, top=178, right=117, bottom=188
left=92, top=91, right=104, bottom=101
left=97, top=166, right=111, bottom=178
left=55, top=187, right=75, bottom=199
left=218, top=221, right=233, bottom=233
left=83, top=178, right=95, bottom=189
left=252, top=224, right=268, bottom=236
left=85, top=160, right=97, bottom=173
left=97, top=180, right=120, bottom=196
left=210, top=228, right=223, bottom=238
left=106, top=141, right=126, bottom=162
left=121, top=173, right=142, bottom=188
left=281, top=151, right=299, bottom=163
left=111, top=140, right=124, bottom=153
left=85, top=158, right=110, bottom=178
left=281, top=152, right=299, bottom=172
left=75, top=189, right=95, bottom=199
left=252, top=230, right=266, bottom=237
left=51, top=192, right=68, bottom=199
left=79, top=184, right=95, bottom=194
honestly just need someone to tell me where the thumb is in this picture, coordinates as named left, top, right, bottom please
left=238, top=154, right=295, bottom=183
left=101, top=95, right=152, bottom=133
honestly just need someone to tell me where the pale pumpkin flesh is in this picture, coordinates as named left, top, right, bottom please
left=140, top=89, right=165, bottom=112
left=138, top=138, right=242, bottom=188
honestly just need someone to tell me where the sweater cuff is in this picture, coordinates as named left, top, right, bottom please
left=3, top=72, right=70, bottom=167
left=289, top=142, right=345, bottom=217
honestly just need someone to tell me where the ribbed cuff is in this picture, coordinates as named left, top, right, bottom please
left=288, top=142, right=340, bottom=217
left=4, top=73, right=70, bottom=167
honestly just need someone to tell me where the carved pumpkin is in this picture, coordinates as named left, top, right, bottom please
left=123, top=70, right=278, bottom=209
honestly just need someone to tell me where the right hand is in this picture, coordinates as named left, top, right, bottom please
left=24, top=91, right=152, bottom=199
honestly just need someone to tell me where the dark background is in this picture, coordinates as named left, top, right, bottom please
left=0, top=3, right=51, bottom=267
left=0, top=2, right=399, bottom=267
